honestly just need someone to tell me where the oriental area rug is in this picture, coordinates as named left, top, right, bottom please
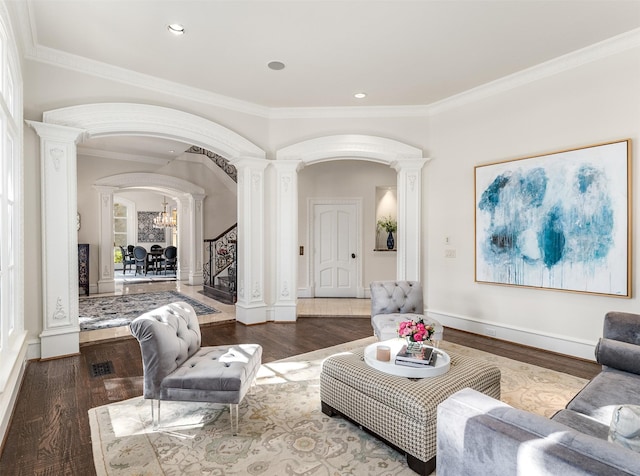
left=88, top=337, right=588, bottom=476
left=79, top=291, right=219, bottom=331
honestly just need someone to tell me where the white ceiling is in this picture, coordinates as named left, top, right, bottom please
left=15, top=1, right=640, bottom=159
left=23, top=0, right=640, bottom=109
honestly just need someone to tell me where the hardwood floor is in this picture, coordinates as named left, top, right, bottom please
left=0, top=314, right=600, bottom=475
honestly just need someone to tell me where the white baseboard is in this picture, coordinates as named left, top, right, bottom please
left=427, top=309, right=597, bottom=362
left=0, top=339, right=28, bottom=450
left=27, top=338, right=41, bottom=360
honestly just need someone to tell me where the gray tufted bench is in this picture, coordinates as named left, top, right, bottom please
left=370, top=281, right=444, bottom=343
left=129, top=301, right=262, bottom=434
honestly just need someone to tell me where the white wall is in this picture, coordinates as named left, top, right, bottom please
left=426, top=47, right=640, bottom=359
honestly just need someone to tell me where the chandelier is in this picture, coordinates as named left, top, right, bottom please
left=153, top=197, right=177, bottom=228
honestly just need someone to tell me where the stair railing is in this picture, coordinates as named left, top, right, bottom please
left=203, top=224, right=237, bottom=300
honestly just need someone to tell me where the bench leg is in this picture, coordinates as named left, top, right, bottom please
left=151, top=399, right=161, bottom=430
left=230, top=403, right=239, bottom=435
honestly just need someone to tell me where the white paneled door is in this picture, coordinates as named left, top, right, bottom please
left=313, top=202, right=358, bottom=297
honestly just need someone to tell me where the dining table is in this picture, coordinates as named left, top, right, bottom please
left=147, top=247, right=165, bottom=274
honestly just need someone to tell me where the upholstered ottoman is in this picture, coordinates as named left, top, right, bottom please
left=320, top=347, right=501, bottom=475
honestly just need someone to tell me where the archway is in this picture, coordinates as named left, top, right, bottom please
left=94, top=173, right=206, bottom=291
left=27, top=103, right=266, bottom=359
left=272, top=135, right=430, bottom=323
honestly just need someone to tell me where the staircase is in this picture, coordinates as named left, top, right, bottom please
left=203, top=225, right=237, bottom=304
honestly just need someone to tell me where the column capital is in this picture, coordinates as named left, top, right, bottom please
left=231, top=156, right=270, bottom=171
left=271, top=158, right=304, bottom=173
left=391, top=157, right=431, bottom=173
left=26, top=120, right=86, bottom=143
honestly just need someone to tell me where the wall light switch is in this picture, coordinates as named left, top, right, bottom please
left=445, top=249, right=456, bottom=258
left=299, top=246, right=304, bottom=256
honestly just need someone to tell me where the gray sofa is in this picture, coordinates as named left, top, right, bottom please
left=437, top=311, right=640, bottom=475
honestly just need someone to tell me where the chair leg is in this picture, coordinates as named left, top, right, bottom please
left=151, top=399, right=161, bottom=430
left=230, top=403, right=239, bottom=436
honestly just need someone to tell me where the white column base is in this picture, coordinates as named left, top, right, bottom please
left=97, top=279, right=115, bottom=294
left=273, top=304, right=297, bottom=322
left=189, top=272, right=204, bottom=286
left=235, top=304, right=267, bottom=325
left=39, top=328, right=80, bottom=360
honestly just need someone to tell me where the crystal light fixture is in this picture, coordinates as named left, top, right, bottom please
left=153, top=197, right=177, bottom=228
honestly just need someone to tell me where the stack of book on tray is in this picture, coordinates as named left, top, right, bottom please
left=395, top=345, right=437, bottom=368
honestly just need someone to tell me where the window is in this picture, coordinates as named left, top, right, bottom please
left=0, top=11, right=25, bottom=391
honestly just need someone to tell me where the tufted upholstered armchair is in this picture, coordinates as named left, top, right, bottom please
left=370, top=280, right=443, bottom=344
left=129, top=301, right=262, bottom=434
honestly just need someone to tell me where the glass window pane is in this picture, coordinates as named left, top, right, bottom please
left=7, top=134, right=12, bottom=200
left=114, top=234, right=127, bottom=248
left=114, top=217, right=127, bottom=233
left=8, top=268, right=13, bottom=333
left=6, top=70, right=13, bottom=118
left=7, top=203, right=12, bottom=265
left=113, top=203, right=127, bottom=218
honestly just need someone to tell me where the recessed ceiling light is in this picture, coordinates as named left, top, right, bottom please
left=268, top=61, right=286, bottom=71
left=354, top=92, right=367, bottom=99
left=167, top=24, right=185, bottom=35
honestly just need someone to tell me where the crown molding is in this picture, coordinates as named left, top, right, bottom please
left=426, top=28, right=640, bottom=116
left=28, top=45, right=272, bottom=118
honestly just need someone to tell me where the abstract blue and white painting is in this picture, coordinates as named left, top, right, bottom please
left=475, top=140, right=630, bottom=296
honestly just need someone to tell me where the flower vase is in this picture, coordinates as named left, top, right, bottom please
left=405, top=338, right=423, bottom=354
left=387, top=231, right=394, bottom=250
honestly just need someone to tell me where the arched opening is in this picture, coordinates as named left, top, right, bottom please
left=93, top=172, right=206, bottom=291
left=271, top=135, right=430, bottom=323
left=28, top=103, right=266, bottom=359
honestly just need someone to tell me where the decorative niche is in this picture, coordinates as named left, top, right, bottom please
left=375, top=186, right=397, bottom=251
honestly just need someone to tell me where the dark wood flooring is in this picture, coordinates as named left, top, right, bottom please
left=0, top=318, right=600, bottom=476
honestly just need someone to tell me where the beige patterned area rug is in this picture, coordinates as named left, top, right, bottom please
left=89, top=337, right=589, bottom=475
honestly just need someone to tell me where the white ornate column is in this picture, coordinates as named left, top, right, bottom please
left=393, top=158, right=430, bottom=281
left=272, top=160, right=302, bottom=322
left=177, top=197, right=190, bottom=281
left=189, top=194, right=205, bottom=285
left=26, top=121, right=85, bottom=359
left=233, top=157, right=268, bottom=325
left=94, top=186, right=117, bottom=293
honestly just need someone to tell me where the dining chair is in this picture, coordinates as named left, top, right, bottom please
left=133, top=246, right=150, bottom=275
left=162, top=245, right=177, bottom=275
left=119, top=245, right=135, bottom=274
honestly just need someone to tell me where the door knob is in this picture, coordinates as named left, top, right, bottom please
left=351, top=253, right=356, bottom=258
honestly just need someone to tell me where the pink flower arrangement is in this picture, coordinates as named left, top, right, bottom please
left=398, top=318, right=435, bottom=343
